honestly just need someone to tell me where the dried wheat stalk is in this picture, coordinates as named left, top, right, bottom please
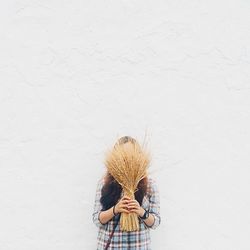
left=104, top=139, right=151, bottom=231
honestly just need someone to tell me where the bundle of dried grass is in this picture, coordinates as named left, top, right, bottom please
left=104, top=137, right=151, bottom=231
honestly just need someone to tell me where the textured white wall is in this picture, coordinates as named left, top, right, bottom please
left=0, top=1, right=250, bottom=249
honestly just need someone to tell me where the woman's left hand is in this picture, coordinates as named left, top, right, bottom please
left=127, top=199, right=145, bottom=217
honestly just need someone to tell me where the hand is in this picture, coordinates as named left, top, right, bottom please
left=114, top=195, right=131, bottom=214
left=127, top=199, right=145, bottom=217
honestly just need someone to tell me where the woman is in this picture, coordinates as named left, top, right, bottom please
left=92, top=136, right=161, bottom=249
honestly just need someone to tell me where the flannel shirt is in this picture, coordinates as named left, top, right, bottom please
left=92, top=176, right=161, bottom=250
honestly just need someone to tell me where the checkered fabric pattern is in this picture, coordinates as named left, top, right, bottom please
left=92, top=176, right=161, bottom=250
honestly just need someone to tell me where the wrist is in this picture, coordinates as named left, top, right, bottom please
left=113, top=205, right=118, bottom=216
left=139, top=207, right=145, bottom=218
left=139, top=207, right=150, bottom=220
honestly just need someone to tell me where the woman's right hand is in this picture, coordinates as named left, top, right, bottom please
left=114, top=195, right=131, bottom=214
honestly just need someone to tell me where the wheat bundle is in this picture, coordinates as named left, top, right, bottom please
left=104, top=138, right=151, bottom=231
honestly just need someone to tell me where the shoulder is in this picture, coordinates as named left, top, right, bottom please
left=95, top=176, right=105, bottom=191
left=146, top=176, right=159, bottom=196
left=147, top=176, right=157, bottom=187
left=98, top=177, right=105, bottom=185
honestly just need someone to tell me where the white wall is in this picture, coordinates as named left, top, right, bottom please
left=0, top=1, right=250, bottom=249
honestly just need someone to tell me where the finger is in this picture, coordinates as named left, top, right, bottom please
left=121, top=195, right=131, bottom=200
left=126, top=199, right=138, bottom=203
left=128, top=205, right=138, bottom=210
left=120, top=200, right=130, bottom=205
left=121, top=198, right=130, bottom=203
left=129, top=209, right=137, bottom=212
left=128, top=202, right=139, bottom=206
left=127, top=203, right=138, bottom=206
left=120, top=204, right=130, bottom=209
left=127, top=200, right=138, bottom=204
left=120, top=208, right=130, bottom=213
left=129, top=209, right=139, bottom=213
left=127, top=202, right=139, bottom=207
left=126, top=198, right=136, bottom=202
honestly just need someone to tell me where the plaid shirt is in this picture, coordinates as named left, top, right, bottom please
left=92, top=176, right=161, bottom=249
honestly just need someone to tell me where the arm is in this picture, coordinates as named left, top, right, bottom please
left=92, top=179, right=116, bottom=227
left=143, top=178, right=161, bottom=230
left=138, top=207, right=155, bottom=227
left=99, top=206, right=116, bottom=224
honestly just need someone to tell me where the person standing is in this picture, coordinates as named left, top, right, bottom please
left=92, top=136, right=161, bottom=249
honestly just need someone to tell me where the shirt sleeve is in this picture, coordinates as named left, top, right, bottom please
left=146, top=178, right=161, bottom=230
left=92, top=178, right=107, bottom=228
